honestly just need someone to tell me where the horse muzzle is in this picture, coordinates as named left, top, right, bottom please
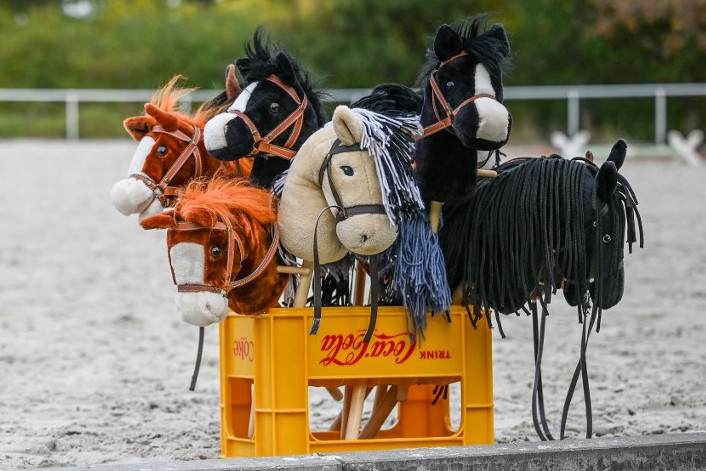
left=453, top=98, right=512, bottom=151
left=174, top=286, right=229, bottom=326
left=110, top=177, right=163, bottom=217
left=335, top=214, right=398, bottom=256
left=204, top=112, right=253, bottom=160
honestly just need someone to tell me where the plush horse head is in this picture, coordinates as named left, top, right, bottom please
left=277, top=105, right=424, bottom=264
left=415, top=16, right=512, bottom=203
left=111, top=69, right=252, bottom=222
left=139, top=177, right=287, bottom=326
left=440, top=139, right=643, bottom=321
left=204, top=28, right=328, bottom=189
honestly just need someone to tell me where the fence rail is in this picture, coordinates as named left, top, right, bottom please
left=2, top=83, right=706, bottom=141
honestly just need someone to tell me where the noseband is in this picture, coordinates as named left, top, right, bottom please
left=171, top=219, right=280, bottom=296
left=422, top=51, right=498, bottom=138
left=229, top=74, right=309, bottom=160
left=130, top=124, right=202, bottom=206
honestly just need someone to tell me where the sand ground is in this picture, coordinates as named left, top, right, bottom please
left=1, top=139, right=705, bottom=469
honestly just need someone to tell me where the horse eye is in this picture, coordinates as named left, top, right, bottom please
left=340, top=165, right=354, bottom=176
left=602, top=234, right=612, bottom=244
left=269, top=102, right=280, bottom=113
left=157, top=145, right=168, bottom=155
left=446, top=81, right=455, bottom=90
left=211, top=246, right=222, bottom=258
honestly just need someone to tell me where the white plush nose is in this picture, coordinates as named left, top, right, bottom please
left=475, top=98, right=510, bottom=143
left=175, top=291, right=229, bottom=327
left=110, top=178, right=156, bottom=216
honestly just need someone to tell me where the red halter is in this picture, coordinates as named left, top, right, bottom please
left=229, top=74, right=308, bottom=160
left=421, top=51, right=498, bottom=138
left=169, top=219, right=280, bottom=296
left=130, top=124, right=202, bottom=206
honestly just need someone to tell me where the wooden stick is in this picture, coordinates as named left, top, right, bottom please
left=248, top=384, right=255, bottom=439
left=344, top=382, right=368, bottom=439
left=477, top=169, right=498, bottom=178
left=327, top=386, right=343, bottom=402
left=429, top=200, right=443, bottom=234
left=352, top=259, right=367, bottom=306
left=358, top=385, right=399, bottom=439
left=292, top=260, right=314, bottom=308
left=276, top=265, right=312, bottom=275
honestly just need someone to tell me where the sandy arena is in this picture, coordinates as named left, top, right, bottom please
left=1, top=139, right=705, bottom=469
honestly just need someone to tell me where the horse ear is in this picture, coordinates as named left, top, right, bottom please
left=123, top=115, right=155, bottom=141
left=144, top=103, right=179, bottom=132
left=486, top=24, right=510, bottom=58
left=225, top=64, right=242, bottom=101
left=434, top=24, right=463, bottom=62
left=332, top=105, right=364, bottom=146
left=606, top=139, right=627, bottom=171
left=596, top=161, right=618, bottom=202
left=140, top=211, right=176, bottom=230
left=274, top=52, right=297, bottom=85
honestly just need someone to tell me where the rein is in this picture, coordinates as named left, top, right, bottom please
left=131, top=124, right=202, bottom=206
left=310, top=139, right=387, bottom=342
left=229, top=74, right=308, bottom=160
left=422, top=51, right=497, bottom=138
left=170, top=219, right=280, bottom=295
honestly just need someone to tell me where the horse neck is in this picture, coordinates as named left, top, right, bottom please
left=224, top=213, right=285, bottom=315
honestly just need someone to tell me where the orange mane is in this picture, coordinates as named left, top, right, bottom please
left=175, top=177, right=276, bottom=228
left=149, top=75, right=228, bottom=128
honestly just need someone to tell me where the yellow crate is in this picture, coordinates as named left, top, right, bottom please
left=219, top=305, right=493, bottom=457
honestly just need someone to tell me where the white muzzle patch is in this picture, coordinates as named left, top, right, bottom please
left=473, top=64, right=509, bottom=143
left=110, top=177, right=157, bottom=216
left=204, top=82, right=258, bottom=152
left=170, top=242, right=228, bottom=326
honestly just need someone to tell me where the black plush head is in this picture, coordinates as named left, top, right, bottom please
left=415, top=15, right=512, bottom=203
left=203, top=27, right=328, bottom=188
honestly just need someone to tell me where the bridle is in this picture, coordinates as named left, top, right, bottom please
left=310, top=139, right=387, bottom=342
left=317, top=139, right=387, bottom=221
left=421, top=50, right=498, bottom=138
left=169, top=218, right=280, bottom=296
left=130, top=124, right=202, bottom=207
left=229, top=74, right=309, bottom=160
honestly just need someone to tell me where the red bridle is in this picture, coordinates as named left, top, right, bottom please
left=169, top=219, right=280, bottom=296
left=130, top=124, right=202, bottom=207
left=229, top=74, right=308, bottom=160
left=421, top=51, right=498, bottom=138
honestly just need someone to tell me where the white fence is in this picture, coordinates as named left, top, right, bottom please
left=2, top=83, right=706, bottom=143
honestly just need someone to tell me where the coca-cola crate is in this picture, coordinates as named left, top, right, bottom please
left=218, top=305, right=493, bottom=457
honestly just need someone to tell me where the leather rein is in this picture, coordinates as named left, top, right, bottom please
left=310, top=139, right=386, bottom=342
left=170, top=219, right=280, bottom=296
left=130, top=124, right=202, bottom=206
left=229, top=74, right=308, bottom=160
left=422, top=50, right=498, bottom=138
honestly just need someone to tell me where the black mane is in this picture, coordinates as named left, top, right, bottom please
left=240, top=27, right=328, bottom=128
left=415, top=15, right=510, bottom=91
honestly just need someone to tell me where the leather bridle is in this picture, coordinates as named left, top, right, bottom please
left=229, top=74, right=309, bottom=160
left=169, top=218, right=280, bottom=296
left=131, top=124, right=202, bottom=207
left=422, top=51, right=498, bottom=138
left=310, top=139, right=387, bottom=342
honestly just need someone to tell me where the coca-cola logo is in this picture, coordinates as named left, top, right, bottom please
left=319, top=331, right=416, bottom=366
left=232, top=337, right=254, bottom=362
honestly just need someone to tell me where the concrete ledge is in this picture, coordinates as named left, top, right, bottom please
left=15, top=432, right=706, bottom=471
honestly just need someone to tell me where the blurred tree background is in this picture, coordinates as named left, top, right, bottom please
left=1, top=0, right=705, bottom=140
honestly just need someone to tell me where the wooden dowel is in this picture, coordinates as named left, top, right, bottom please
left=276, top=265, right=312, bottom=275
left=344, top=382, right=367, bottom=440
left=358, top=385, right=399, bottom=440
left=327, top=386, right=343, bottom=402
left=478, top=169, right=498, bottom=178
left=293, top=260, right=314, bottom=308
left=429, top=200, right=443, bottom=234
left=352, top=259, right=367, bottom=306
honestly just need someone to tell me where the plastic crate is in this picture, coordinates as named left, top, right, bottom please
left=218, top=305, right=493, bottom=457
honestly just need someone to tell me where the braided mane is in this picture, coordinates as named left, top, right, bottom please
left=175, top=177, right=276, bottom=228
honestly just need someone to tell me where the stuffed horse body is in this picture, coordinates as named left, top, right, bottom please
left=140, top=178, right=288, bottom=326
left=415, top=16, right=512, bottom=203
left=111, top=70, right=252, bottom=221
left=204, top=28, right=328, bottom=189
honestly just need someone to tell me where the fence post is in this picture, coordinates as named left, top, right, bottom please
left=65, top=91, right=79, bottom=140
left=567, top=89, right=580, bottom=137
left=655, top=87, right=667, bottom=144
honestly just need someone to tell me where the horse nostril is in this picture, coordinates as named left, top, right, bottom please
left=361, top=234, right=369, bottom=243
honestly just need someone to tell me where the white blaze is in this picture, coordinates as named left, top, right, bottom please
left=170, top=242, right=228, bottom=326
left=473, top=64, right=509, bottom=143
